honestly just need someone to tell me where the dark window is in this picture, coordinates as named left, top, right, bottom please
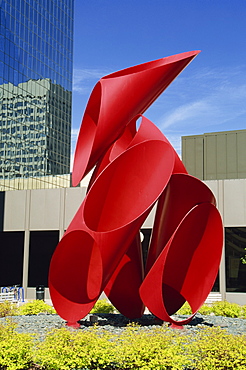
left=0, top=192, right=5, bottom=232
left=225, top=227, right=246, bottom=292
left=0, top=231, right=24, bottom=286
left=28, top=230, right=59, bottom=287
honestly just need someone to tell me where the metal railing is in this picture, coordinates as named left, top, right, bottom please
left=0, top=285, right=25, bottom=302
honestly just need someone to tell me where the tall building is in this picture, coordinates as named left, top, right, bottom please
left=0, top=0, right=74, bottom=190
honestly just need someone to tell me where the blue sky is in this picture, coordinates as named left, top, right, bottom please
left=71, top=0, right=246, bottom=162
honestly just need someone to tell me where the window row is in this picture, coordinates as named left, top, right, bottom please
left=0, top=228, right=245, bottom=291
left=0, top=64, right=72, bottom=90
left=4, top=0, right=73, bottom=32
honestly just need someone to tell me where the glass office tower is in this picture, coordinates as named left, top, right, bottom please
left=0, top=0, right=74, bottom=190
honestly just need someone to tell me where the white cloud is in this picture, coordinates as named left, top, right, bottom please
left=157, top=66, right=246, bottom=134
left=159, top=100, right=210, bottom=130
left=71, top=127, right=79, bottom=150
left=70, top=128, right=79, bottom=171
left=70, top=152, right=74, bottom=172
left=71, top=127, right=79, bottom=139
left=146, top=65, right=246, bottom=155
left=73, top=68, right=109, bottom=94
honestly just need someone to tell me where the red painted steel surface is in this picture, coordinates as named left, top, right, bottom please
left=48, top=50, right=224, bottom=327
left=72, top=50, right=201, bottom=186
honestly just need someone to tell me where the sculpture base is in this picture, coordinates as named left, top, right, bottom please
left=169, top=322, right=184, bottom=330
left=66, top=321, right=80, bottom=328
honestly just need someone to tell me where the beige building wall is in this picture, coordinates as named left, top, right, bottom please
left=182, top=130, right=246, bottom=180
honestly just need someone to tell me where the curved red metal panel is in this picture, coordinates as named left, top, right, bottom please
left=139, top=203, right=223, bottom=326
left=145, top=173, right=216, bottom=274
left=49, top=51, right=224, bottom=328
left=104, top=233, right=145, bottom=319
left=48, top=230, right=103, bottom=324
left=72, top=51, right=200, bottom=186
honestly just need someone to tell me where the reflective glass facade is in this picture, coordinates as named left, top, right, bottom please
left=0, top=0, right=74, bottom=190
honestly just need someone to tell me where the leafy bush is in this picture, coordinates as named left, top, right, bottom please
left=34, top=324, right=246, bottom=370
left=242, top=305, right=246, bottom=319
left=34, top=324, right=191, bottom=370
left=34, top=326, right=116, bottom=370
left=113, top=323, right=191, bottom=370
left=0, top=319, right=34, bottom=370
left=90, top=298, right=115, bottom=314
left=17, top=300, right=56, bottom=316
left=187, top=327, right=246, bottom=369
left=0, top=320, right=246, bottom=369
left=0, top=301, right=18, bottom=318
left=210, top=300, right=244, bottom=318
left=176, top=301, right=192, bottom=315
left=176, top=300, right=246, bottom=318
left=198, top=303, right=214, bottom=315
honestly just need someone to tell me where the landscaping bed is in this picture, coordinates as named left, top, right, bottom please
left=0, top=300, right=245, bottom=369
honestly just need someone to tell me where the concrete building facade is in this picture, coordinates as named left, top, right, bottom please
left=182, top=129, right=246, bottom=181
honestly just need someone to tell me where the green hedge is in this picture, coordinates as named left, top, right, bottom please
left=177, top=300, right=246, bottom=318
left=0, top=300, right=56, bottom=317
left=1, top=299, right=246, bottom=318
left=0, top=320, right=245, bottom=370
left=89, top=298, right=115, bottom=314
left=0, top=320, right=34, bottom=370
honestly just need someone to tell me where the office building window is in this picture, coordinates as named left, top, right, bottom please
left=0, top=231, right=24, bottom=286
left=28, top=230, right=59, bottom=287
left=225, top=227, right=246, bottom=292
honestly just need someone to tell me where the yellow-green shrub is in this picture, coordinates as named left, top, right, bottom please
left=0, top=319, right=34, bottom=370
left=1, top=319, right=246, bottom=370
left=0, top=301, right=18, bottom=317
left=17, top=300, right=56, bottom=315
left=90, top=298, right=115, bottom=314
left=35, top=324, right=246, bottom=370
left=34, top=324, right=191, bottom=370
left=241, top=305, right=246, bottom=319
left=34, top=326, right=116, bottom=370
left=176, top=301, right=192, bottom=315
left=174, top=300, right=246, bottom=318
left=187, top=327, right=246, bottom=369
left=198, top=303, right=214, bottom=315
left=211, top=301, right=244, bottom=318
left=113, top=323, right=191, bottom=370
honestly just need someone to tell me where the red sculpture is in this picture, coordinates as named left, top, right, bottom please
left=49, top=51, right=223, bottom=328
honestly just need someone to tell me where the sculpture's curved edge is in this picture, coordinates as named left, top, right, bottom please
left=140, top=203, right=223, bottom=325
left=72, top=51, right=201, bottom=185
left=48, top=230, right=103, bottom=325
